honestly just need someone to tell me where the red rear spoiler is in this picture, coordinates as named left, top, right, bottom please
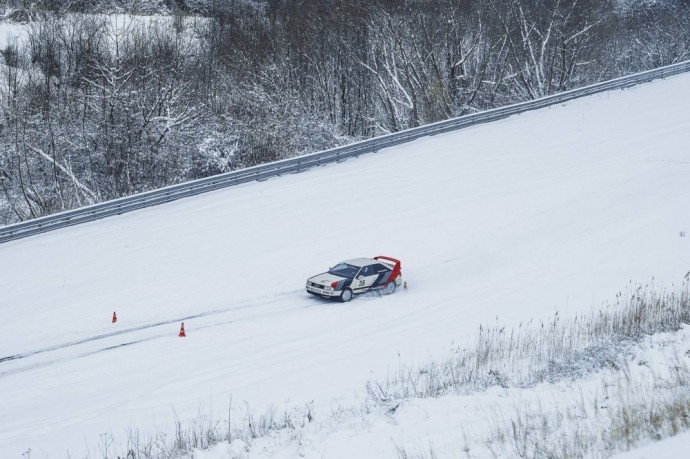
left=374, top=256, right=402, bottom=278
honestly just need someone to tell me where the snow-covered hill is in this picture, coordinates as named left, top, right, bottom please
left=0, top=72, right=689, bottom=458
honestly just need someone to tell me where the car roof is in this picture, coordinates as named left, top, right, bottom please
left=342, top=257, right=377, bottom=267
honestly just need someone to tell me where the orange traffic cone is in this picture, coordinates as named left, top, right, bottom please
left=179, top=322, right=186, bottom=337
left=112, top=311, right=117, bottom=323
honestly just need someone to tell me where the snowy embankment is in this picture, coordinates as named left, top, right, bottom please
left=197, top=312, right=690, bottom=459
left=167, top=283, right=690, bottom=459
left=0, top=72, right=688, bottom=458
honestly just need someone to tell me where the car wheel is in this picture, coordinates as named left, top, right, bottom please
left=383, top=281, right=396, bottom=295
left=340, top=288, right=353, bottom=302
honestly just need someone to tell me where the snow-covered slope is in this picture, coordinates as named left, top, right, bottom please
left=0, top=73, right=689, bottom=458
left=613, top=429, right=690, bottom=458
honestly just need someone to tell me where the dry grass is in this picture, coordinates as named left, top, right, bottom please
left=485, top=358, right=690, bottom=458
left=367, top=282, right=690, bottom=405
left=75, top=281, right=690, bottom=458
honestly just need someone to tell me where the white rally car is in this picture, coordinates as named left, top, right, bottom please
left=306, top=256, right=402, bottom=302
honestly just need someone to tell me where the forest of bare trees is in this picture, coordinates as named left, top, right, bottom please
left=0, top=0, right=688, bottom=224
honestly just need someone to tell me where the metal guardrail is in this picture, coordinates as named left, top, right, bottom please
left=1, top=60, right=689, bottom=244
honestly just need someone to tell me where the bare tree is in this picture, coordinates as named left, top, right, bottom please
left=488, top=0, right=610, bottom=100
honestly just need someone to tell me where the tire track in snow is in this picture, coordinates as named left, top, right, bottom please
left=0, top=310, right=217, bottom=365
left=0, top=318, right=235, bottom=378
left=0, top=290, right=304, bottom=372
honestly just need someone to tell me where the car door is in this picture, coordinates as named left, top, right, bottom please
left=353, top=264, right=378, bottom=293
left=371, top=263, right=393, bottom=288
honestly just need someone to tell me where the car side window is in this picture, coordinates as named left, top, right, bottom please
left=360, top=265, right=373, bottom=276
left=373, top=263, right=389, bottom=273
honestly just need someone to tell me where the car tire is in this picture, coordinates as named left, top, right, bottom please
left=340, top=288, right=353, bottom=302
left=383, top=281, right=396, bottom=295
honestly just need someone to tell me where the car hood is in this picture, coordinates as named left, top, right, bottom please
left=307, top=272, right=348, bottom=286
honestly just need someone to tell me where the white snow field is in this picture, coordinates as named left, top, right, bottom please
left=613, top=429, right=690, bottom=459
left=1, top=72, right=689, bottom=458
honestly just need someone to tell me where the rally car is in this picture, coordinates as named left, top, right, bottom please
left=306, top=256, right=402, bottom=302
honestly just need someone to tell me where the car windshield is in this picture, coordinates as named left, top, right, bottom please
left=328, top=263, right=359, bottom=279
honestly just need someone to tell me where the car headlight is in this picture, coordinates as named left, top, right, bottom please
left=323, top=286, right=334, bottom=291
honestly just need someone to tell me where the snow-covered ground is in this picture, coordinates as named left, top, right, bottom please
left=614, top=430, right=690, bottom=459
left=0, top=19, right=24, bottom=49
left=193, top=325, right=690, bottom=459
left=0, top=72, right=689, bottom=458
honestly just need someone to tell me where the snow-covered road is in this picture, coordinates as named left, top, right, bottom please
left=1, top=72, right=689, bottom=457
